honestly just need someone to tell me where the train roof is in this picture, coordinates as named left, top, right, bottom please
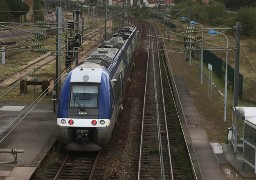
left=86, top=47, right=120, bottom=68
left=85, top=34, right=126, bottom=68
left=122, top=26, right=134, bottom=32
left=71, top=63, right=105, bottom=83
left=99, top=36, right=124, bottom=49
left=84, top=25, right=137, bottom=75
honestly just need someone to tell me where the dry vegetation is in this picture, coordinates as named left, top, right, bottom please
left=157, top=20, right=256, bottom=143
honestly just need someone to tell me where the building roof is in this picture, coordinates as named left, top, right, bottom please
left=245, top=117, right=256, bottom=127
left=234, top=107, right=256, bottom=120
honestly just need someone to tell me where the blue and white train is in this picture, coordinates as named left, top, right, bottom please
left=57, top=26, right=138, bottom=151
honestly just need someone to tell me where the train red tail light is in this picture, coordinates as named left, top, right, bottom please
left=68, top=119, right=74, bottom=125
left=91, top=120, right=97, bottom=126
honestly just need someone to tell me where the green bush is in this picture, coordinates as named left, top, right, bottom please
left=34, top=11, right=44, bottom=21
left=206, top=2, right=226, bottom=25
left=236, top=8, right=256, bottom=37
left=224, top=13, right=237, bottom=28
left=34, top=0, right=45, bottom=21
left=0, top=2, right=11, bottom=21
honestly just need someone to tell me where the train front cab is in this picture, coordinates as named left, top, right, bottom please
left=57, top=70, right=114, bottom=151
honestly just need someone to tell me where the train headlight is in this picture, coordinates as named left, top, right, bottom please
left=100, top=120, right=105, bottom=125
left=68, top=119, right=74, bottom=125
left=91, top=120, right=97, bottom=126
left=61, top=119, right=66, bottom=124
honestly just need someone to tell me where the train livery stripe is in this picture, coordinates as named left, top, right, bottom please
left=57, top=118, right=111, bottom=127
left=58, top=72, right=72, bottom=118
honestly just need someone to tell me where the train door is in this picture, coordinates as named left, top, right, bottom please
left=119, top=72, right=123, bottom=103
left=111, top=77, right=119, bottom=123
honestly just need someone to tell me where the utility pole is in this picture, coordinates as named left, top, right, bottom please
left=74, top=9, right=80, bottom=34
left=105, top=1, right=107, bottom=39
left=54, top=6, right=62, bottom=112
left=1, top=47, right=5, bottom=64
left=82, top=16, right=84, bottom=45
left=233, top=22, right=241, bottom=107
left=74, top=9, right=80, bottom=66
left=122, top=0, right=124, bottom=27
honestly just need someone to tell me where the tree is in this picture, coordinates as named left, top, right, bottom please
left=0, top=1, right=11, bottom=21
left=5, top=0, right=29, bottom=19
left=206, top=2, right=226, bottom=25
left=217, top=0, right=256, bottom=9
left=236, top=8, right=256, bottom=37
left=34, top=0, right=45, bottom=21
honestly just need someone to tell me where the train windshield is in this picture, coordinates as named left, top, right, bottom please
left=70, top=85, right=99, bottom=108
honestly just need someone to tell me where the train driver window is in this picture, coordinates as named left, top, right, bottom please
left=70, top=85, right=98, bottom=108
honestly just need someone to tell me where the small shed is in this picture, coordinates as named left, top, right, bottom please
left=233, top=107, right=256, bottom=173
left=244, top=117, right=256, bottom=173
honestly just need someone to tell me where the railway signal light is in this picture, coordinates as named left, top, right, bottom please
left=65, top=37, right=75, bottom=69
left=74, top=33, right=82, bottom=47
left=67, top=21, right=75, bottom=30
left=65, top=34, right=81, bottom=69
left=66, top=37, right=75, bottom=58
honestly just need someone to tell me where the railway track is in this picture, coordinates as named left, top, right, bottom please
left=137, top=22, right=173, bottom=180
left=32, top=21, right=194, bottom=180
left=39, top=151, right=98, bottom=179
left=0, top=27, right=107, bottom=88
left=33, top=149, right=113, bottom=180
left=137, top=22, right=192, bottom=179
left=0, top=52, right=54, bottom=87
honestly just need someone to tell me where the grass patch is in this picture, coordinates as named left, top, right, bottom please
left=0, top=36, right=58, bottom=80
left=0, top=85, right=52, bottom=102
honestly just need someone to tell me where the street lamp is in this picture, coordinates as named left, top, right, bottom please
left=208, top=29, right=229, bottom=122
left=180, top=16, right=188, bottom=22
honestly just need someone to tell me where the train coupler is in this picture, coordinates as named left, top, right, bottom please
left=76, top=129, right=89, bottom=143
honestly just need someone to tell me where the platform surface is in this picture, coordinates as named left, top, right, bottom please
left=0, top=102, right=56, bottom=179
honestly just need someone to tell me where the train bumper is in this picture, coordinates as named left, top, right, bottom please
left=57, top=126, right=112, bottom=151
left=66, top=142, right=102, bottom=151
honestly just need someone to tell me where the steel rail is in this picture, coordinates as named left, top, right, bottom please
left=137, top=24, right=150, bottom=180
left=150, top=23, right=166, bottom=179
left=53, top=153, right=70, bottom=180
left=88, top=152, right=101, bottom=180
left=154, top=30, right=174, bottom=180
left=138, top=22, right=173, bottom=180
